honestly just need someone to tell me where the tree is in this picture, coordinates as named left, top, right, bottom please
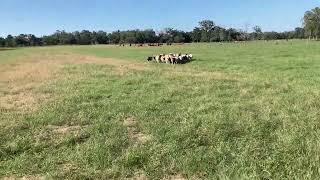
left=15, top=34, right=29, bottom=46
left=191, top=28, right=202, bottom=42
left=73, top=31, right=81, bottom=44
left=197, top=20, right=216, bottom=42
left=0, top=15, right=311, bottom=47
left=109, top=30, right=121, bottom=44
left=183, top=32, right=192, bottom=43
left=0, top=37, right=5, bottom=47
left=52, top=30, right=75, bottom=45
left=219, top=28, right=227, bottom=41
left=27, top=34, right=42, bottom=46
left=43, top=35, right=58, bottom=45
left=226, top=28, right=241, bottom=41
left=294, top=27, right=305, bottom=39
left=135, top=30, right=145, bottom=43
left=303, top=7, right=320, bottom=39
left=95, top=31, right=109, bottom=44
left=251, top=26, right=263, bottom=40
left=143, top=29, right=157, bottom=43
left=199, top=20, right=215, bottom=32
left=158, top=28, right=177, bottom=43
left=5, top=35, right=16, bottom=47
left=210, top=27, right=226, bottom=42
left=79, top=30, right=92, bottom=45
left=253, top=26, right=262, bottom=33
left=91, top=31, right=98, bottom=44
left=173, top=33, right=185, bottom=43
left=200, top=30, right=209, bottom=42
left=264, top=31, right=279, bottom=40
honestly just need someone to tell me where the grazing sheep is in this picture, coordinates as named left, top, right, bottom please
left=177, top=55, right=183, bottom=63
left=164, top=55, right=171, bottom=64
left=155, top=55, right=162, bottom=63
left=187, top=54, right=193, bottom=60
left=147, top=56, right=153, bottom=61
left=147, top=53, right=193, bottom=64
left=170, top=55, right=178, bottom=64
left=160, top=55, right=166, bottom=63
left=175, top=53, right=181, bottom=57
left=178, top=55, right=188, bottom=63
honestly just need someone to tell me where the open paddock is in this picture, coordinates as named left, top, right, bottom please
left=1, top=40, right=320, bottom=179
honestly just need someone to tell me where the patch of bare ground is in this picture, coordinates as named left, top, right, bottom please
left=123, top=116, right=152, bottom=145
left=239, top=87, right=253, bottom=97
left=35, top=124, right=90, bottom=146
left=127, top=171, right=189, bottom=180
left=164, top=174, right=186, bottom=180
left=48, top=124, right=88, bottom=138
left=0, top=92, right=51, bottom=111
left=57, top=163, right=78, bottom=176
left=3, top=175, right=45, bottom=180
left=126, top=171, right=147, bottom=180
left=46, top=125, right=87, bottom=135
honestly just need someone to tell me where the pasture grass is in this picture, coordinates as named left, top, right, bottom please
left=1, top=40, right=320, bottom=179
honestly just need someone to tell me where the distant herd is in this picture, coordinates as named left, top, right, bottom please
left=119, top=42, right=177, bottom=47
left=147, top=53, right=193, bottom=64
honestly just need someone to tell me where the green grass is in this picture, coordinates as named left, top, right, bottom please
left=1, top=40, right=320, bottom=179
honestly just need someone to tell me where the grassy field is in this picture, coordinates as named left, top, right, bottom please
left=1, top=41, right=320, bottom=179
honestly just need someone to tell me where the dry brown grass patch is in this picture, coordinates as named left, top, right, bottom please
left=0, top=52, right=149, bottom=113
left=123, top=116, right=152, bottom=145
left=126, top=171, right=147, bottom=180
left=47, top=125, right=86, bottom=135
left=0, top=92, right=51, bottom=111
left=57, top=163, right=79, bottom=175
left=0, top=54, right=64, bottom=113
left=123, top=116, right=137, bottom=127
left=74, top=55, right=150, bottom=75
left=3, top=175, right=45, bottom=180
left=0, top=61, right=62, bottom=83
left=164, top=174, right=186, bottom=180
left=34, top=124, right=90, bottom=146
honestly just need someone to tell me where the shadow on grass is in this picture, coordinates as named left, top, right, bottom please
left=180, top=58, right=197, bottom=64
left=0, top=48, right=16, bottom=51
left=147, top=58, right=197, bottom=65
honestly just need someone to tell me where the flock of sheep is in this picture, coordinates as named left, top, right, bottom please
left=147, top=53, right=193, bottom=64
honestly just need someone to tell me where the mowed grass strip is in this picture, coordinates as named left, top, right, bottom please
left=1, top=41, right=320, bottom=179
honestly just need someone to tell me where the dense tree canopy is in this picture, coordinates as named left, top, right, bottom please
left=1, top=6, right=319, bottom=48
left=0, top=37, right=5, bottom=47
left=303, top=7, right=320, bottom=39
left=0, top=25, right=307, bottom=48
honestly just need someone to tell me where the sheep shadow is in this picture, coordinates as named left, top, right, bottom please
left=148, top=59, right=197, bottom=65
left=179, top=58, right=197, bottom=64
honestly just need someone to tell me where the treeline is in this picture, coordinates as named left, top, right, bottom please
left=0, top=20, right=308, bottom=47
left=304, top=7, right=320, bottom=39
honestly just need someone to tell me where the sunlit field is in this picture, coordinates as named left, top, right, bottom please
left=1, top=40, right=320, bottom=179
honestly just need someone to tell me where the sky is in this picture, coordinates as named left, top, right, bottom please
left=0, top=0, right=319, bottom=37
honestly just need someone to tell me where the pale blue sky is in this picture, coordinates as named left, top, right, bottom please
left=0, top=0, right=319, bottom=36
